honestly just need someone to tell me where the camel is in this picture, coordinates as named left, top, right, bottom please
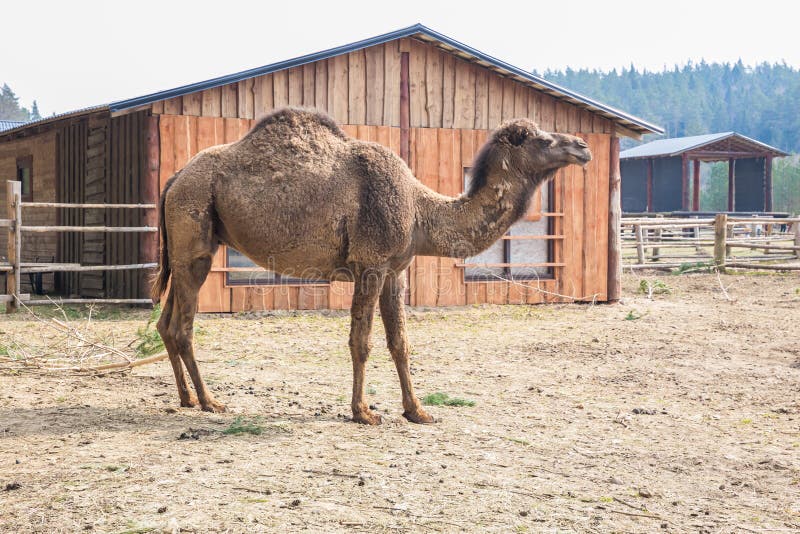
left=151, top=107, right=591, bottom=425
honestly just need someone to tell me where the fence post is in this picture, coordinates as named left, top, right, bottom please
left=725, top=223, right=734, bottom=258
left=634, top=224, right=645, bottom=264
left=652, top=214, right=663, bottom=261
left=794, top=220, right=800, bottom=259
left=6, top=180, right=21, bottom=313
left=714, top=213, right=727, bottom=272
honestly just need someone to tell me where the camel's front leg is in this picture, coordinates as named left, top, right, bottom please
left=379, top=271, right=434, bottom=424
left=349, top=269, right=386, bottom=425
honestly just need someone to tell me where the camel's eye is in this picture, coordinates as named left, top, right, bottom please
left=536, top=136, right=553, bottom=148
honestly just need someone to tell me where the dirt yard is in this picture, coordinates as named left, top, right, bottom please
left=1, top=272, right=799, bottom=533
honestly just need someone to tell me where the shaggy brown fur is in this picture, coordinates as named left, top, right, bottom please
left=152, top=107, right=591, bottom=424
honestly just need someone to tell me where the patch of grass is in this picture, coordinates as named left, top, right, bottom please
left=134, top=305, right=164, bottom=358
left=104, top=464, right=129, bottom=472
left=118, top=523, right=155, bottom=534
left=739, top=418, right=753, bottom=425
left=638, top=279, right=672, bottom=295
left=422, top=392, right=475, bottom=407
left=366, top=385, right=377, bottom=395
left=0, top=344, right=8, bottom=357
left=624, top=310, right=646, bottom=321
left=222, top=416, right=264, bottom=436
left=504, top=436, right=530, bottom=446
left=673, top=261, right=714, bottom=275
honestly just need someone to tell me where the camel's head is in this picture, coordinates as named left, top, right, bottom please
left=493, top=118, right=592, bottom=175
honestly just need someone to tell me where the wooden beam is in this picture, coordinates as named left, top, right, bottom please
left=714, top=213, right=728, bottom=271
left=681, top=153, right=689, bottom=211
left=607, top=134, right=622, bottom=302
left=140, top=115, right=160, bottom=299
left=688, top=150, right=773, bottom=159
left=399, top=51, right=410, bottom=165
left=765, top=155, right=773, bottom=212
left=692, top=159, right=700, bottom=211
left=6, top=180, right=21, bottom=313
left=727, top=158, right=735, bottom=211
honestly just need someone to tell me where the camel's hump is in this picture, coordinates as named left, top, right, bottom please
left=245, top=107, right=347, bottom=141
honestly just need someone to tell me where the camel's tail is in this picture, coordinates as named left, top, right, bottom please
left=150, top=176, right=175, bottom=303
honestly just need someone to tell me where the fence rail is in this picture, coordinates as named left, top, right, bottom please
left=2, top=180, right=158, bottom=313
left=622, top=214, right=800, bottom=271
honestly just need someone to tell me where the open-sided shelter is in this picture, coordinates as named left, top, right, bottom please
left=0, top=24, right=662, bottom=311
left=620, top=132, right=788, bottom=214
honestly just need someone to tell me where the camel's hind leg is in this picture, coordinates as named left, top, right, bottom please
left=157, top=289, right=198, bottom=407
left=349, top=269, right=386, bottom=425
left=168, top=255, right=226, bottom=413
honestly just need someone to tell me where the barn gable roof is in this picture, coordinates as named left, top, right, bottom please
left=0, top=24, right=662, bottom=139
left=0, top=120, right=26, bottom=132
left=620, top=132, right=788, bottom=160
left=111, top=24, right=662, bottom=136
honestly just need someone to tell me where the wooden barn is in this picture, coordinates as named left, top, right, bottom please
left=620, top=132, right=788, bottom=214
left=0, top=24, right=661, bottom=312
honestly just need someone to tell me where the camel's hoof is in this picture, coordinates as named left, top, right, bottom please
left=352, top=410, right=382, bottom=425
left=180, top=395, right=200, bottom=408
left=201, top=400, right=227, bottom=413
left=403, top=408, right=435, bottom=424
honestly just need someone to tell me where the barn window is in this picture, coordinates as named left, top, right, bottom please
left=462, top=168, right=553, bottom=281
left=16, top=155, right=33, bottom=201
left=225, top=247, right=328, bottom=286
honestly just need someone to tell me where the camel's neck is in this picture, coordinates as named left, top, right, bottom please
left=413, top=168, right=551, bottom=258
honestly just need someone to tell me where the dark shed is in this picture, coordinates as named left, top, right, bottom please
left=620, top=132, right=788, bottom=214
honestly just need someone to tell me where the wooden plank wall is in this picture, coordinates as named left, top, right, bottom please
left=159, top=114, right=610, bottom=311
left=158, top=115, right=255, bottom=312
left=106, top=112, right=149, bottom=299
left=151, top=42, right=403, bottom=127
left=56, top=121, right=87, bottom=295
left=148, top=38, right=610, bottom=138
left=153, top=36, right=615, bottom=311
left=80, top=116, right=108, bottom=297
left=409, top=128, right=561, bottom=307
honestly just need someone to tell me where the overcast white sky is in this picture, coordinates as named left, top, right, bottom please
left=2, top=0, right=797, bottom=116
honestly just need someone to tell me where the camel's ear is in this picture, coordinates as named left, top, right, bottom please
left=497, top=124, right=529, bottom=147
left=505, top=124, right=529, bottom=147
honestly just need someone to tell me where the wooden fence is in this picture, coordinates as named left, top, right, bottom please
left=622, top=214, right=800, bottom=270
left=2, top=180, right=157, bottom=312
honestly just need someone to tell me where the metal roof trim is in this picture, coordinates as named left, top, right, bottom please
left=0, top=105, right=109, bottom=138
left=621, top=131, right=789, bottom=159
left=110, top=23, right=663, bottom=135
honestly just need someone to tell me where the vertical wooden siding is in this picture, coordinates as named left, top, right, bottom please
left=57, top=121, right=87, bottom=295
left=106, top=112, right=148, bottom=299
left=152, top=35, right=614, bottom=312
left=149, top=38, right=610, bottom=137
left=158, top=115, right=255, bottom=312
left=152, top=42, right=403, bottom=127
left=80, top=116, right=108, bottom=296
left=159, top=114, right=610, bottom=312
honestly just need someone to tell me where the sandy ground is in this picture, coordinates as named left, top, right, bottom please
left=1, top=272, right=799, bottom=533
